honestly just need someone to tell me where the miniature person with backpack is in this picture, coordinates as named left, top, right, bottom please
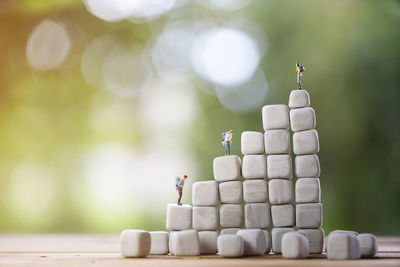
left=296, top=62, right=305, bottom=89
left=221, top=130, right=234, bottom=155
left=175, top=175, right=188, bottom=205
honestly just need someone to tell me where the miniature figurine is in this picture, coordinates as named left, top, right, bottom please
left=296, top=62, right=305, bottom=89
left=175, top=175, right=188, bottom=205
left=221, top=130, right=234, bottom=155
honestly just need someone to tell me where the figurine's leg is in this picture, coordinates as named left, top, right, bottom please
left=177, top=188, right=182, bottom=205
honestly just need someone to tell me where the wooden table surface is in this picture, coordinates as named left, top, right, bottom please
left=0, top=234, right=399, bottom=266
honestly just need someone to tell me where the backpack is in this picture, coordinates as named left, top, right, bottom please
left=299, top=66, right=305, bottom=72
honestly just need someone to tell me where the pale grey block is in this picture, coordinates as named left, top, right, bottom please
left=166, top=204, right=192, bottom=231
left=269, top=179, right=292, bottom=205
left=193, top=206, right=218, bottom=231
left=237, top=229, right=267, bottom=256
left=217, top=234, right=244, bottom=258
left=295, top=178, right=320, bottom=203
left=219, top=181, right=242, bottom=204
left=168, top=231, right=177, bottom=255
left=220, top=228, right=240, bottom=235
left=293, top=129, right=320, bottom=155
left=243, top=179, right=268, bottom=203
left=192, top=181, right=218, bottom=206
left=267, top=155, right=292, bottom=179
left=213, top=155, right=242, bottom=182
left=242, top=155, right=267, bottom=179
left=262, top=230, right=271, bottom=254
left=264, top=130, right=291, bottom=154
left=245, top=203, right=271, bottom=229
left=149, top=231, right=169, bottom=255
left=198, top=231, right=218, bottom=255
left=290, top=107, right=316, bottom=132
left=271, top=227, right=295, bottom=253
left=282, top=232, right=309, bottom=259
left=219, top=204, right=243, bottom=228
left=327, top=232, right=361, bottom=260
left=298, top=228, right=325, bottom=254
left=325, top=230, right=359, bottom=252
left=241, top=131, right=264, bottom=155
left=271, top=204, right=295, bottom=227
left=296, top=203, right=323, bottom=228
left=295, top=154, right=320, bottom=178
left=262, top=104, right=289, bottom=130
left=170, top=229, right=200, bottom=256
left=120, top=230, right=151, bottom=258
left=289, top=89, right=310, bottom=109
left=358, top=233, right=378, bottom=257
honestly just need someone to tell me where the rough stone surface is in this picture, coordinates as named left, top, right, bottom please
left=193, top=206, right=218, bottom=231
left=358, top=233, right=378, bottom=257
left=325, top=230, right=358, bottom=252
left=241, top=131, right=264, bottom=155
left=198, top=231, right=219, bottom=255
left=271, top=204, right=295, bottom=227
left=243, top=179, right=268, bottom=203
left=296, top=203, right=323, bottom=228
left=219, top=181, right=243, bottom=204
left=192, top=181, right=218, bottom=206
left=327, top=232, right=361, bottom=260
left=271, top=227, right=295, bottom=254
left=237, top=229, right=267, bottom=256
left=290, top=107, right=316, bottom=132
left=269, top=179, right=292, bottom=205
left=289, top=90, right=310, bottom=109
left=149, top=231, right=169, bottom=255
left=245, top=203, right=271, bottom=229
left=264, top=130, right=291, bottom=154
left=262, top=105, right=289, bottom=130
left=166, top=204, right=192, bottom=231
left=219, top=204, right=243, bottom=228
left=282, top=232, right=309, bottom=259
left=213, top=155, right=242, bottom=182
left=120, top=230, right=151, bottom=258
left=170, top=230, right=200, bottom=256
left=295, top=154, right=321, bottom=178
left=298, top=228, right=325, bottom=254
left=217, top=234, right=244, bottom=258
left=242, top=155, right=267, bottom=179
left=220, top=228, right=240, bottom=235
left=293, top=129, right=320, bottom=155
left=263, top=230, right=271, bottom=254
left=295, top=178, right=321, bottom=203
left=267, top=155, right=292, bottom=179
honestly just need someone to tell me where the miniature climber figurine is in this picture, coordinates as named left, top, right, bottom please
left=296, top=62, right=305, bottom=89
left=221, top=130, right=234, bottom=155
left=175, top=175, right=188, bottom=205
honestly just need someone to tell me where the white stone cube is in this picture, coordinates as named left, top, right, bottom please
left=271, top=227, right=295, bottom=253
left=290, top=107, right=316, bottom=132
left=242, top=155, right=267, bottom=179
left=296, top=203, right=323, bottom=228
left=326, top=230, right=358, bottom=252
left=237, top=229, right=267, bottom=256
left=243, top=179, right=268, bottom=203
left=263, top=230, right=271, bottom=254
left=168, top=231, right=177, bottom=255
left=282, top=232, right=309, bottom=259
left=295, top=178, right=320, bottom=203
left=120, top=230, right=151, bottom=258
left=241, top=131, right=264, bottom=155
left=264, top=130, right=291, bottom=154
left=358, top=233, right=378, bottom=257
left=298, top=228, right=325, bottom=254
left=293, top=129, right=320, bottom=155
left=166, top=204, right=192, bottom=231
left=269, top=179, right=292, bottom=205
left=245, top=203, right=271, bottom=229
left=193, top=206, right=218, bottom=231
left=149, top=231, right=169, bottom=255
left=219, top=204, right=243, bottom=228
left=271, top=204, right=295, bottom=227
left=262, top=104, right=289, bottom=130
left=267, top=155, right=292, bottom=179
left=289, top=90, right=310, bottom=109
left=170, top=230, right=200, bottom=256
left=220, top=228, right=240, bottom=235
left=192, top=181, right=218, bottom=206
left=198, top=231, right=218, bottom=255
left=217, top=234, right=244, bottom=258
left=219, top=181, right=242, bottom=204
left=327, top=232, right=361, bottom=260
left=295, top=154, right=320, bottom=178
left=213, top=155, right=242, bottom=182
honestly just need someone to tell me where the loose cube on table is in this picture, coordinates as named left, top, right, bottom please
left=327, top=232, right=361, bottom=260
left=271, top=227, right=295, bottom=254
left=120, top=230, right=151, bottom=258
left=281, top=232, right=309, bottom=259
left=358, top=233, right=378, bottom=258
left=237, top=229, right=267, bottom=256
left=298, top=228, right=325, bottom=254
left=149, top=231, right=169, bottom=255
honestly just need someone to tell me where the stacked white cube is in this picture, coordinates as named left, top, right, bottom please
left=289, top=89, right=324, bottom=254
left=241, top=131, right=270, bottom=254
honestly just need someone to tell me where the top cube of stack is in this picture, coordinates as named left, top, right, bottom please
left=241, top=131, right=264, bottom=155
left=289, top=90, right=310, bottom=109
left=213, top=155, right=242, bottom=182
left=262, top=105, right=289, bottom=130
